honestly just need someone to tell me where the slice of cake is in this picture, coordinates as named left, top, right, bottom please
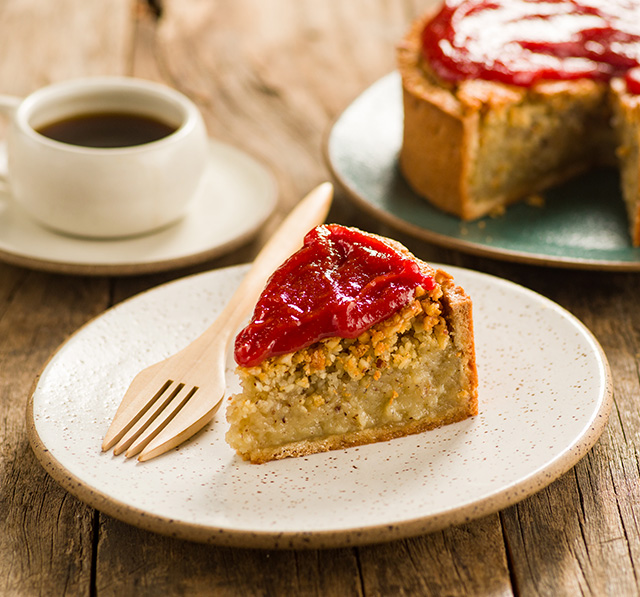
left=397, top=0, right=640, bottom=243
left=226, top=224, right=478, bottom=463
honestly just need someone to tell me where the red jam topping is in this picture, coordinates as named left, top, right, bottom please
left=234, top=225, right=436, bottom=367
left=626, top=67, right=640, bottom=94
left=422, top=0, right=640, bottom=88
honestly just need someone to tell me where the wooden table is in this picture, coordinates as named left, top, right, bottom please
left=1, top=1, right=638, bottom=594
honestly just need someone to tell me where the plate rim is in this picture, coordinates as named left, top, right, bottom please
left=26, top=264, right=614, bottom=549
left=0, top=140, right=278, bottom=276
left=324, top=71, right=640, bottom=272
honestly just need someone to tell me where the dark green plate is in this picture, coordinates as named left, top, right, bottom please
left=325, top=71, right=640, bottom=270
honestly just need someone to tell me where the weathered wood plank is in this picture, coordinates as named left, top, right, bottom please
left=0, top=0, right=133, bottom=96
left=95, top=517, right=363, bottom=597
left=359, top=515, right=513, bottom=596
left=149, top=0, right=426, bottom=212
left=0, top=1, right=134, bottom=595
left=0, top=268, right=111, bottom=596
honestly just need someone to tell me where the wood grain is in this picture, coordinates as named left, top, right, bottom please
left=0, top=2, right=129, bottom=595
left=2, top=0, right=640, bottom=595
left=0, top=269, right=110, bottom=596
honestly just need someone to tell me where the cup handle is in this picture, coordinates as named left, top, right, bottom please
left=0, top=94, right=19, bottom=192
left=0, top=94, right=20, bottom=114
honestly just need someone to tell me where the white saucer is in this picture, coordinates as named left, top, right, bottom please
left=0, top=140, right=278, bottom=275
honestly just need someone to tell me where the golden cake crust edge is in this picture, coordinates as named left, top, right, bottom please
left=397, top=12, right=476, bottom=218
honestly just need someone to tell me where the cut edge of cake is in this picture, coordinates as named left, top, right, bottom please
left=611, top=78, right=640, bottom=247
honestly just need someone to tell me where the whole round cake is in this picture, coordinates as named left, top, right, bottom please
left=398, top=0, right=640, bottom=246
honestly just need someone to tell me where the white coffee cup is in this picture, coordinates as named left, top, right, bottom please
left=0, top=76, right=209, bottom=238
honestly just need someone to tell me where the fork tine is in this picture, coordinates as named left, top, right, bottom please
left=111, top=380, right=185, bottom=456
left=102, top=376, right=174, bottom=451
left=122, top=384, right=199, bottom=458
left=137, top=393, right=224, bottom=461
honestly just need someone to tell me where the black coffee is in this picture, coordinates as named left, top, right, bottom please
left=37, top=112, right=178, bottom=148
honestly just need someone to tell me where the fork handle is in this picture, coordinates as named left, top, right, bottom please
left=191, top=182, right=334, bottom=352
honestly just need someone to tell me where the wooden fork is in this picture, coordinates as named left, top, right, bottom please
left=102, top=182, right=333, bottom=461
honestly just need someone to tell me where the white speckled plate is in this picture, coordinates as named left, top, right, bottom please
left=27, top=263, right=612, bottom=548
left=0, top=140, right=277, bottom=275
